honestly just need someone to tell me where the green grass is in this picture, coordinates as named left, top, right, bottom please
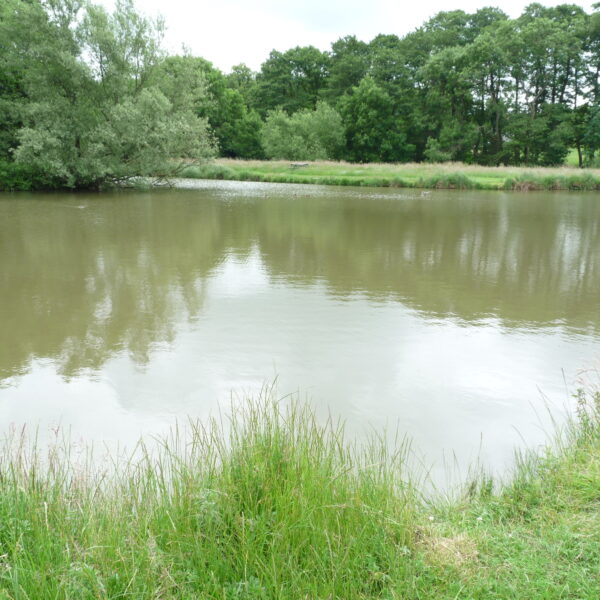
left=565, top=148, right=581, bottom=167
left=180, top=159, right=600, bottom=192
left=0, top=389, right=598, bottom=599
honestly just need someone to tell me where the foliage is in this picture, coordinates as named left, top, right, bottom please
left=340, top=77, right=415, bottom=162
left=0, top=0, right=214, bottom=190
left=325, top=35, right=370, bottom=102
left=583, top=104, right=600, bottom=162
left=255, top=46, right=330, bottom=115
left=155, top=56, right=263, bottom=159
left=261, top=102, right=344, bottom=161
left=424, top=138, right=452, bottom=163
left=240, top=3, right=600, bottom=166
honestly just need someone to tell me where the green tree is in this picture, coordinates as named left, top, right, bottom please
left=1, top=0, right=214, bottom=190
left=505, top=104, right=572, bottom=165
left=423, top=138, right=452, bottom=163
left=255, top=46, right=330, bottom=115
left=463, top=24, right=512, bottom=163
left=325, top=35, right=370, bottom=103
left=217, top=89, right=264, bottom=158
left=418, top=47, right=477, bottom=161
left=423, top=8, right=507, bottom=51
left=570, top=104, right=589, bottom=167
left=226, top=63, right=259, bottom=107
left=155, top=56, right=263, bottom=158
left=587, top=3, right=600, bottom=103
left=583, top=104, right=600, bottom=162
left=339, top=77, right=415, bottom=163
left=261, top=102, right=344, bottom=161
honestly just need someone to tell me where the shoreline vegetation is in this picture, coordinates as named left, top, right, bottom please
left=181, top=159, right=600, bottom=192
left=1, top=391, right=598, bottom=598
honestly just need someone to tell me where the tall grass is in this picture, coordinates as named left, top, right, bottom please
left=178, top=159, right=600, bottom=192
left=0, top=401, right=419, bottom=599
left=0, top=389, right=598, bottom=598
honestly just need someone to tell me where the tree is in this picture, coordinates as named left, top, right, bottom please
left=325, top=36, right=370, bottom=102
left=261, top=102, right=344, bottom=161
left=1, top=0, right=214, bottom=190
left=583, top=104, right=600, bottom=163
left=339, top=77, right=415, bottom=163
left=587, top=3, right=600, bottom=103
left=463, top=24, right=512, bottom=163
left=422, top=8, right=507, bottom=51
left=505, top=104, right=572, bottom=165
left=155, top=55, right=263, bottom=158
left=255, top=46, right=330, bottom=115
left=226, top=63, right=259, bottom=107
left=216, top=89, right=264, bottom=158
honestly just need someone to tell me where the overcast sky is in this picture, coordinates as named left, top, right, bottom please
left=99, top=1, right=596, bottom=72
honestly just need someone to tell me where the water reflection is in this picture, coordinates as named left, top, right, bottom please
left=1, top=186, right=598, bottom=381
left=0, top=183, right=599, bottom=484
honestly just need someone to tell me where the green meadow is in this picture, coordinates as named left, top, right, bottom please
left=181, top=159, right=600, bottom=192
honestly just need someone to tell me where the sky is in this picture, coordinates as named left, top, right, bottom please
left=99, top=1, right=597, bottom=72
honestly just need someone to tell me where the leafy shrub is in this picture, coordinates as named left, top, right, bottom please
left=423, top=138, right=452, bottom=163
left=0, top=160, right=50, bottom=191
left=261, top=102, right=345, bottom=161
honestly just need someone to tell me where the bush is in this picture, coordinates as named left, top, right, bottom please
left=261, top=102, right=345, bottom=161
left=0, top=160, right=50, bottom=191
left=423, top=138, right=452, bottom=163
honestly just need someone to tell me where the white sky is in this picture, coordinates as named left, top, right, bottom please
left=98, top=1, right=596, bottom=72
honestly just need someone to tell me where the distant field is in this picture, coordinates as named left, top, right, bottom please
left=180, top=159, right=600, bottom=191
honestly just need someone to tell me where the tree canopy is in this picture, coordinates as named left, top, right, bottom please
left=0, top=0, right=214, bottom=190
left=238, top=3, right=600, bottom=166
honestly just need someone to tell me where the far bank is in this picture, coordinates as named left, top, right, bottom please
left=181, top=159, right=600, bottom=192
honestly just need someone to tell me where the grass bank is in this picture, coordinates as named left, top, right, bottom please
left=0, top=390, right=599, bottom=599
left=181, top=159, right=600, bottom=192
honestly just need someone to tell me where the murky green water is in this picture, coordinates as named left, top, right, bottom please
left=1, top=181, right=599, bottom=483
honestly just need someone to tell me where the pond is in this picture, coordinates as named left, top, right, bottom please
left=1, top=180, right=599, bottom=486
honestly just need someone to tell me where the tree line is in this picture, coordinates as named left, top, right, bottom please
left=206, top=3, right=600, bottom=167
left=3, top=1, right=600, bottom=190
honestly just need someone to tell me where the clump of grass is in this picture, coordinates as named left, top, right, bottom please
left=180, top=163, right=236, bottom=180
left=504, top=173, right=543, bottom=191
left=504, top=171, right=600, bottom=191
left=443, top=386, right=600, bottom=597
left=540, top=174, right=568, bottom=190
left=0, top=389, right=598, bottom=599
left=389, top=177, right=411, bottom=188
left=0, top=400, right=419, bottom=599
left=566, top=172, right=600, bottom=190
left=416, top=172, right=479, bottom=190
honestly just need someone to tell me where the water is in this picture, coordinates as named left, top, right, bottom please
left=1, top=181, right=599, bottom=485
